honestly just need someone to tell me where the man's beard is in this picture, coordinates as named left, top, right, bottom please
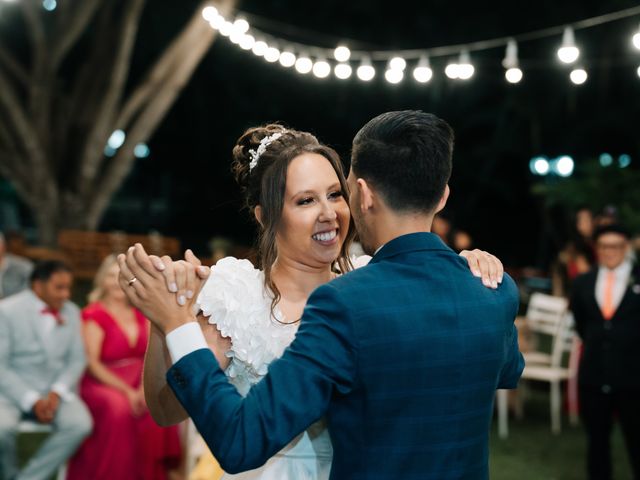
left=353, top=216, right=375, bottom=256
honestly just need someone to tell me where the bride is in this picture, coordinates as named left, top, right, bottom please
left=141, top=124, right=504, bottom=479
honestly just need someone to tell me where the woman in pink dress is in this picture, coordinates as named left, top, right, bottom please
left=67, top=255, right=181, bottom=480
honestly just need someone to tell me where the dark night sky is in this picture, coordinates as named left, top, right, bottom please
left=13, top=0, right=640, bottom=267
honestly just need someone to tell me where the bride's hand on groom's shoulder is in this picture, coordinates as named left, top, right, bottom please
left=459, top=249, right=504, bottom=289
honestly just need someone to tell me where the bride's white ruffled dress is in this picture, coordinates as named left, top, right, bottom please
left=196, top=257, right=334, bottom=480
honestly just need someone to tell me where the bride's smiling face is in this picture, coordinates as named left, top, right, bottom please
left=276, top=153, right=351, bottom=268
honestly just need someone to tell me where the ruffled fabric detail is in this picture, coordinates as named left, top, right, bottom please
left=196, top=257, right=298, bottom=395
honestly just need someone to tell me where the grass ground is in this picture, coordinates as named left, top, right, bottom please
left=489, top=388, right=633, bottom=480
left=16, top=388, right=633, bottom=480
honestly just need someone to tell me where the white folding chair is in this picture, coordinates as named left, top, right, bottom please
left=496, top=293, right=580, bottom=437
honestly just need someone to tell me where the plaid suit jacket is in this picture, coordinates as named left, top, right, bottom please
left=169, top=232, right=523, bottom=479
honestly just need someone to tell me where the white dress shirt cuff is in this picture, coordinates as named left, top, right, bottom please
left=21, top=391, right=41, bottom=413
left=51, top=383, right=76, bottom=402
left=166, top=322, right=209, bottom=364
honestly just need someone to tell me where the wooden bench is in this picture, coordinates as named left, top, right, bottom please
left=17, top=420, right=66, bottom=480
left=56, top=230, right=181, bottom=279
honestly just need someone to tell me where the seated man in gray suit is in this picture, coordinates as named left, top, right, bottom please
left=0, top=260, right=92, bottom=480
left=0, top=233, right=33, bottom=300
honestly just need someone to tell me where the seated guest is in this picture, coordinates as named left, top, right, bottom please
left=67, top=255, right=181, bottom=480
left=0, top=260, right=92, bottom=480
left=0, top=231, right=33, bottom=299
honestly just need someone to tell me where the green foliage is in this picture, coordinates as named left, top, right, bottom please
left=532, top=160, right=640, bottom=233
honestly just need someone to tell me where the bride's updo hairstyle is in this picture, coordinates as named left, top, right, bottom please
left=232, top=124, right=355, bottom=315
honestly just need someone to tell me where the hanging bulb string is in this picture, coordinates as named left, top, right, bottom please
left=222, top=5, right=640, bottom=61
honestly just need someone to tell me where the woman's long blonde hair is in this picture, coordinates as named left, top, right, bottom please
left=87, top=254, right=118, bottom=303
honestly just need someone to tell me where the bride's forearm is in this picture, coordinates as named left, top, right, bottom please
left=143, top=323, right=188, bottom=426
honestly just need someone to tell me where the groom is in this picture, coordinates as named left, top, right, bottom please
left=122, top=111, right=523, bottom=478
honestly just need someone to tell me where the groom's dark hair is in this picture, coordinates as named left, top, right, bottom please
left=351, top=110, right=454, bottom=213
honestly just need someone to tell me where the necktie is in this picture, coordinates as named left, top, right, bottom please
left=601, top=271, right=616, bottom=320
left=41, top=307, right=65, bottom=325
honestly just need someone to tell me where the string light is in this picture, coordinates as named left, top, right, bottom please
left=202, top=6, right=640, bottom=87
left=264, top=46, right=280, bottom=63
left=385, top=68, right=404, bottom=84
left=385, top=57, right=405, bottom=84
left=279, top=50, right=296, bottom=68
left=558, top=27, right=580, bottom=63
left=252, top=40, right=268, bottom=57
left=445, top=61, right=460, bottom=79
left=233, top=18, right=249, bottom=34
left=312, top=59, right=331, bottom=78
left=201, top=6, right=218, bottom=21
left=389, top=57, right=407, bottom=71
left=633, top=23, right=640, bottom=50
left=219, top=21, right=233, bottom=37
left=503, top=39, right=523, bottom=84
left=356, top=57, right=376, bottom=81
left=413, top=56, right=433, bottom=83
left=239, top=34, right=255, bottom=51
left=334, top=46, right=351, bottom=62
left=570, top=68, right=588, bottom=84
left=295, top=56, right=313, bottom=74
left=209, top=14, right=225, bottom=30
left=458, top=51, right=474, bottom=79
left=334, top=63, right=352, bottom=79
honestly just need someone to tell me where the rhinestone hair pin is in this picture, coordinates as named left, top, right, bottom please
left=249, top=132, right=284, bottom=171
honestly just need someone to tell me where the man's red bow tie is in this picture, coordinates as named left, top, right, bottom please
left=41, top=307, right=64, bottom=325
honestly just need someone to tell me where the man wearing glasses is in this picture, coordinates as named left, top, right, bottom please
left=571, top=224, right=640, bottom=480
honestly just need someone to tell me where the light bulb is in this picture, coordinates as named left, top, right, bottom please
left=264, top=47, right=280, bottom=63
left=505, top=67, right=523, bottom=83
left=334, top=46, right=351, bottom=62
left=385, top=68, right=403, bottom=84
left=233, top=18, right=249, bottom=34
left=239, top=34, right=255, bottom=51
left=279, top=51, right=296, bottom=68
left=334, top=63, right=352, bottom=79
left=570, top=68, right=587, bottom=85
left=413, top=55, right=432, bottom=83
left=356, top=58, right=375, bottom=81
left=252, top=41, right=268, bottom=57
left=389, top=57, right=406, bottom=71
left=312, top=60, right=331, bottom=78
left=557, top=26, right=580, bottom=63
left=295, top=56, right=313, bottom=74
left=201, top=6, right=218, bottom=21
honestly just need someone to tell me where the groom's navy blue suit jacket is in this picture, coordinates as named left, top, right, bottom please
left=168, top=233, right=524, bottom=479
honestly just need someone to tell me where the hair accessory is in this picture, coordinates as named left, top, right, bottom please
left=249, top=132, right=284, bottom=171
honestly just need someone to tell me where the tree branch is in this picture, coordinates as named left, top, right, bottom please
left=87, top=0, right=236, bottom=224
left=0, top=41, right=29, bottom=87
left=20, top=0, right=46, bottom=67
left=0, top=73, right=41, bottom=171
left=51, top=0, right=104, bottom=70
left=0, top=150, right=33, bottom=203
left=76, top=0, right=146, bottom=195
left=116, top=0, right=234, bottom=128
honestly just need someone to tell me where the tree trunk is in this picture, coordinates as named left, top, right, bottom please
left=0, top=0, right=237, bottom=246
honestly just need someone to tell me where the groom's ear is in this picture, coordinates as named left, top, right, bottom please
left=434, top=184, right=450, bottom=214
left=254, top=205, right=264, bottom=227
left=357, top=178, right=375, bottom=211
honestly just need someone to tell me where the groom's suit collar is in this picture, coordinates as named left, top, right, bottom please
left=369, top=232, right=450, bottom=265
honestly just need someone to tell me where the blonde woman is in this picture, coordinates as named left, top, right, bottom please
left=68, top=255, right=181, bottom=480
